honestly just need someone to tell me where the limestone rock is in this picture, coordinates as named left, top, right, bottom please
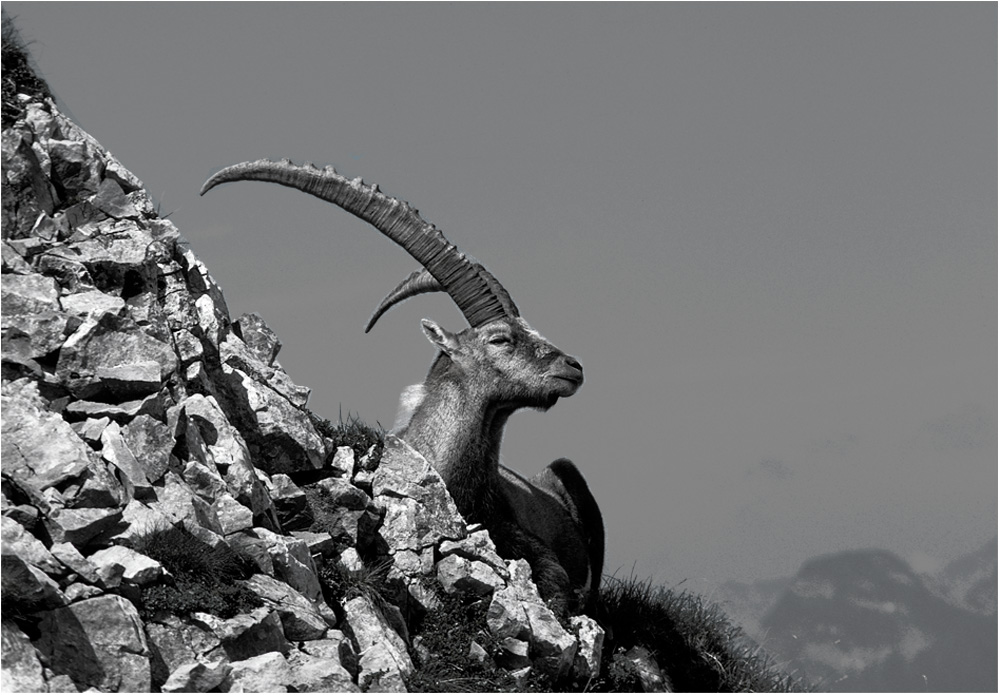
left=286, top=647, right=359, bottom=692
left=622, top=646, right=671, bottom=693
left=43, top=505, right=124, bottom=546
left=344, top=594, right=413, bottom=692
left=224, top=651, right=292, bottom=693
left=1, top=620, right=46, bottom=693
left=1, top=516, right=62, bottom=575
left=487, top=559, right=577, bottom=678
left=437, top=554, right=505, bottom=597
left=191, top=607, right=290, bottom=662
left=253, top=528, right=323, bottom=602
left=145, top=615, right=224, bottom=685
left=87, top=544, right=163, bottom=586
left=35, top=595, right=151, bottom=692
left=1, top=379, right=95, bottom=493
left=571, top=614, right=606, bottom=682
left=160, top=659, right=231, bottom=694
left=244, top=574, right=331, bottom=641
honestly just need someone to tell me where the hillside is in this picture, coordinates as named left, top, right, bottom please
left=1, top=21, right=804, bottom=693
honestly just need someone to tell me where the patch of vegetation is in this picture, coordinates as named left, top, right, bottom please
left=595, top=574, right=811, bottom=692
left=405, top=586, right=521, bottom=693
left=130, top=525, right=262, bottom=620
left=312, top=409, right=384, bottom=471
left=316, top=555, right=392, bottom=612
left=2, top=10, right=52, bottom=128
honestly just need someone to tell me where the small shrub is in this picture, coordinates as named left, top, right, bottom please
left=317, top=555, right=392, bottom=611
left=130, top=525, right=261, bottom=620
left=313, top=409, right=384, bottom=471
left=2, top=11, right=52, bottom=128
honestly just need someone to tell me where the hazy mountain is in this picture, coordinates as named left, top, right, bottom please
left=925, top=536, right=998, bottom=616
left=714, top=576, right=790, bottom=639
left=755, top=548, right=996, bottom=692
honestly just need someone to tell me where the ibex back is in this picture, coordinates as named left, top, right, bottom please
left=201, top=159, right=604, bottom=615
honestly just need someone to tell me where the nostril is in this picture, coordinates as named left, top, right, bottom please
left=566, top=357, right=583, bottom=373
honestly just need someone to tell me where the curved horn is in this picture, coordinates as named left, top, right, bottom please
left=366, top=268, right=441, bottom=333
left=201, top=159, right=519, bottom=328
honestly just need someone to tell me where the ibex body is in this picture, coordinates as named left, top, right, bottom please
left=201, top=160, right=604, bottom=615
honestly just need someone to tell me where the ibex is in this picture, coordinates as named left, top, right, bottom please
left=201, top=159, right=604, bottom=615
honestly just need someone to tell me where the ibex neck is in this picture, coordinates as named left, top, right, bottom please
left=395, top=379, right=509, bottom=521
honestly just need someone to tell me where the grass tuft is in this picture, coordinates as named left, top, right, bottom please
left=2, top=10, right=52, bottom=128
left=313, top=408, right=385, bottom=471
left=596, top=573, right=811, bottom=692
left=130, top=525, right=262, bottom=619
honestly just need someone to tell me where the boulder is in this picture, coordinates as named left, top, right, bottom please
left=224, top=651, right=292, bottom=693
left=243, top=574, right=331, bottom=641
left=1, top=620, right=46, bottom=693
left=35, top=595, right=151, bottom=692
left=343, top=594, right=413, bottom=693
left=1, top=379, right=95, bottom=493
left=191, top=607, right=289, bottom=662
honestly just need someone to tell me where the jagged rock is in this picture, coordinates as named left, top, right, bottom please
left=160, top=659, right=231, bottom=694
left=439, top=527, right=509, bottom=577
left=214, top=492, right=254, bottom=535
left=35, top=594, right=151, bottom=692
left=1, top=516, right=62, bottom=574
left=313, top=476, right=378, bottom=546
left=225, top=530, right=275, bottom=575
left=224, top=651, right=292, bottom=693
left=437, top=554, right=505, bottom=597
left=55, top=312, right=175, bottom=400
left=70, top=416, right=110, bottom=444
left=487, top=558, right=577, bottom=679
left=1, top=379, right=96, bottom=493
left=62, top=391, right=166, bottom=422
left=571, top=615, right=605, bottom=682
left=621, top=646, right=671, bottom=693
left=235, top=312, right=281, bottom=365
left=100, top=420, right=155, bottom=499
left=0, top=554, right=65, bottom=608
left=191, top=607, right=290, bottom=662
left=299, top=630, right=359, bottom=680
left=498, top=637, right=533, bottom=669
left=49, top=542, right=100, bottom=584
left=145, top=615, right=225, bottom=685
left=331, top=445, right=355, bottom=477
left=244, top=574, right=331, bottom=641
left=63, top=582, right=102, bottom=602
left=43, top=505, right=124, bottom=546
left=152, top=471, right=224, bottom=535
left=269, top=474, right=309, bottom=530
left=286, top=647, right=359, bottom=692
left=178, top=394, right=271, bottom=517
left=122, top=414, right=174, bottom=481
left=1, top=273, right=60, bottom=315
left=60, top=288, right=126, bottom=318
left=88, top=545, right=163, bottom=586
left=253, top=528, right=323, bottom=602
left=343, top=594, right=413, bottom=692
left=372, top=436, right=465, bottom=553
left=220, top=330, right=311, bottom=409
left=291, top=529, right=337, bottom=558
left=2, top=620, right=46, bottom=693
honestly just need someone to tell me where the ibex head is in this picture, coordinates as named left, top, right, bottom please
left=200, top=159, right=583, bottom=416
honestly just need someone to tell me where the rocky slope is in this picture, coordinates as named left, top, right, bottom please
left=1, top=77, right=605, bottom=691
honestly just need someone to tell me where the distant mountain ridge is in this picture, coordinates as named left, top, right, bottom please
left=717, top=540, right=997, bottom=692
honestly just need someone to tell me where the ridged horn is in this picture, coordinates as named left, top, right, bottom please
left=201, top=159, right=520, bottom=329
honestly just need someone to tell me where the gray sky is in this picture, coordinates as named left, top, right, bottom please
left=9, top=3, right=996, bottom=594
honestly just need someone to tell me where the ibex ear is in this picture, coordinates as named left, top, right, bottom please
left=420, top=319, right=460, bottom=355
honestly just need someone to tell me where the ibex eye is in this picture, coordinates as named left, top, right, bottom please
left=489, top=335, right=512, bottom=345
